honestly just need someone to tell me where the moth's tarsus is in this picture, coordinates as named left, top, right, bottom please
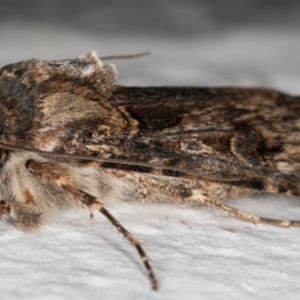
left=82, top=191, right=158, bottom=289
left=202, top=198, right=300, bottom=227
left=99, top=205, right=158, bottom=290
left=0, top=52, right=299, bottom=290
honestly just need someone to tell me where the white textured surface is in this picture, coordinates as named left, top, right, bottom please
left=0, top=2, right=300, bottom=299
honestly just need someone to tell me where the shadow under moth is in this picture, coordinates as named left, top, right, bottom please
left=0, top=51, right=299, bottom=290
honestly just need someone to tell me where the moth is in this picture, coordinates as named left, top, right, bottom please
left=0, top=52, right=299, bottom=290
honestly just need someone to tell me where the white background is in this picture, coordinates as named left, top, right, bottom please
left=0, top=1, right=300, bottom=299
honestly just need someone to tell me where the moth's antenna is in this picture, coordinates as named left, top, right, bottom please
left=0, top=142, right=242, bottom=182
left=100, top=51, right=151, bottom=60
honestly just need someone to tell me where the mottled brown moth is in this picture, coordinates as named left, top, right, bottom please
left=0, top=52, right=299, bottom=290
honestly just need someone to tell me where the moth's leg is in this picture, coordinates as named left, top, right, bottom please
left=231, top=130, right=262, bottom=166
left=26, top=159, right=158, bottom=289
left=62, top=185, right=159, bottom=290
left=200, top=197, right=300, bottom=227
left=91, top=200, right=159, bottom=291
left=0, top=199, right=43, bottom=231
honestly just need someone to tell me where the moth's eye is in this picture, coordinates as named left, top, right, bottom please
left=0, top=149, right=9, bottom=168
left=25, top=159, right=34, bottom=172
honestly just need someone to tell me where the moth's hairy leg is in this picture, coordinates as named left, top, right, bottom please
left=0, top=199, right=43, bottom=231
left=200, top=197, right=300, bottom=227
left=25, top=159, right=159, bottom=289
left=230, top=129, right=262, bottom=166
left=62, top=185, right=159, bottom=290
